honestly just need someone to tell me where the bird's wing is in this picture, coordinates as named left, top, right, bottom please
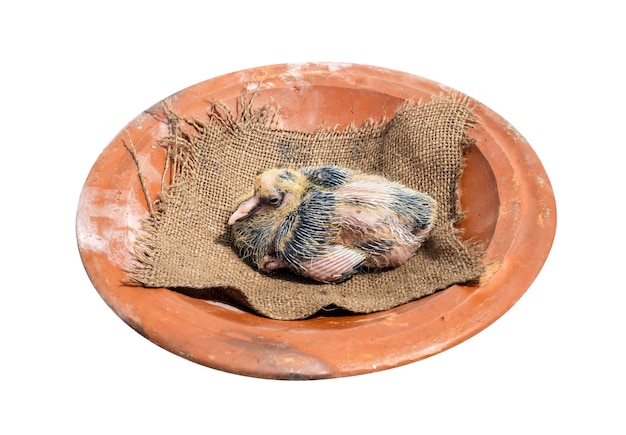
left=298, top=245, right=366, bottom=283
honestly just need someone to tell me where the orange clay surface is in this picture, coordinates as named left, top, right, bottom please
left=76, top=63, right=556, bottom=379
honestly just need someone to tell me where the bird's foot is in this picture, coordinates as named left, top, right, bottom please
left=259, top=254, right=287, bottom=271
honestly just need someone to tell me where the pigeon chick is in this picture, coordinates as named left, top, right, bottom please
left=228, top=166, right=437, bottom=283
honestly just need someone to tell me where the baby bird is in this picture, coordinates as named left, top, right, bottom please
left=228, top=166, right=437, bottom=283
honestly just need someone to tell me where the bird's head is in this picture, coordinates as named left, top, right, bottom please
left=227, top=168, right=308, bottom=225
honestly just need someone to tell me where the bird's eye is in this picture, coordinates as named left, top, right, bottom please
left=268, top=196, right=281, bottom=206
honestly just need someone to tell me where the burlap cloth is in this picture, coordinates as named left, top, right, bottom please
left=130, top=92, right=484, bottom=320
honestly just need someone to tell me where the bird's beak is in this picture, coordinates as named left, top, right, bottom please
left=228, top=194, right=261, bottom=225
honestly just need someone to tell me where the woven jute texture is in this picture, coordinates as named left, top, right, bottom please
left=131, top=93, right=483, bottom=320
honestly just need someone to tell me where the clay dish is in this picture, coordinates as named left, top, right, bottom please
left=76, top=63, right=556, bottom=379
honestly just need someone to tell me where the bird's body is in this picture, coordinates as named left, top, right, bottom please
left=228, top=166, right=437, bottom=283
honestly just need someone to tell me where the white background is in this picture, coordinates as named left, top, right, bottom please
left=2, top=1, right=624, bottom=433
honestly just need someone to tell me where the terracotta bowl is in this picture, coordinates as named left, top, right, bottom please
left=76, top=63, right=556, bottom=379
